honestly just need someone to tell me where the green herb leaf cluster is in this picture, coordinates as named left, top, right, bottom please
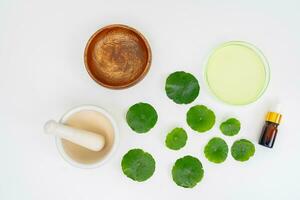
left=126, top=102, right=158, bottom=133
left=231, top=139, right=255, bottom=161
left=172, top=155, right=204, bottom=188
left=204, top=137, right=228, bottom=163
left=220, top=118, right=241, bottom=136
left=165, top=128, right=188, bottom=150
left=165, top=71, right=200, bottom=104
left=121, top=149, right=156, bottom=182
left=186, top=105, right=215, bottom=133
left=123, top=70, right=256, bottom=188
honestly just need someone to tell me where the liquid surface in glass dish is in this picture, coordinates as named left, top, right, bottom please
left=205, top=41, right=269, bottom=105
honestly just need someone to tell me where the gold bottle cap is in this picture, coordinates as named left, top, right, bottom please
left=266, top=112, right=282, bottom=124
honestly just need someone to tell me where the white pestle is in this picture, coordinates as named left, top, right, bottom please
left=44, top=120, right=105, bottom=151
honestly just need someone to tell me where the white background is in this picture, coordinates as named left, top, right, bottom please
left=1, top=0, right=300, bottom=199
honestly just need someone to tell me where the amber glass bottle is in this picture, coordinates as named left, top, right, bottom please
left=259, top=111, right=282, bottom=148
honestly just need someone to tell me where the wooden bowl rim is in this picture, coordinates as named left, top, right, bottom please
left=84, top=24, right=152, bottom=89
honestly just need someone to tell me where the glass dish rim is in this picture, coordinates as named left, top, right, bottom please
left=204, top=40, right=270, bottom=106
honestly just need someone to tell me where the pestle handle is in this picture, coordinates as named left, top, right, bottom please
left=44, top=120, right=105, bottom=151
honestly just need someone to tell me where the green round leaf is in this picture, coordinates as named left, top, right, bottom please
left=126, top=103, right=158, bottom=133
left=231, top=139, right=255, bottom=162
left=165, top=71, right=200, bottom=104
left=172, top=155, right=204, bottom=188
left=165, top=128, right=188, bottom=150
left=186, top=105, right=216, bottom=133
left=220, top=118, right=241, bottom=136
left=121, top=149, right=156, bottom=182
left=204, top=137, right=228, bottom=163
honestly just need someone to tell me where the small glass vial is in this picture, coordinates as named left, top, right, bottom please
left=259, top=105, right=282, bottom=148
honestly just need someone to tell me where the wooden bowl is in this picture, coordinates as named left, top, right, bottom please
left=84, top=24, right=152, bottom=89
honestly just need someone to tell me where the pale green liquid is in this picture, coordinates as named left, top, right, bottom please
left=206, top=42, right=269, bottom=105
